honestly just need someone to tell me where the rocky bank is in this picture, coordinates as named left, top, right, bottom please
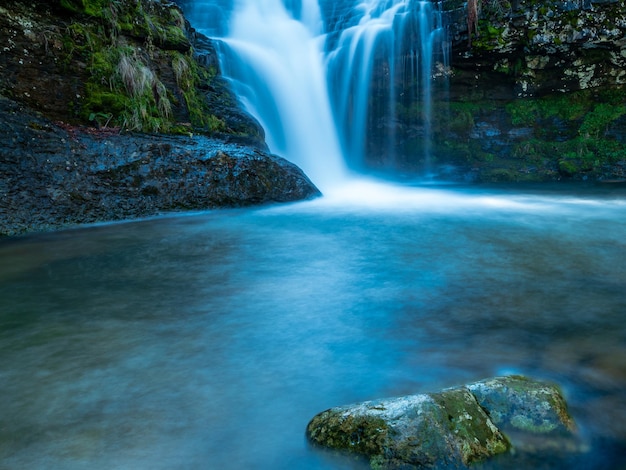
left=0, top=96, right=319, bottom=236
left=0, top=0, right=319, bottom=236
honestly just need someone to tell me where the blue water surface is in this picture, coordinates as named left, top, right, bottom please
left=1, top=184, right=625, bottom=469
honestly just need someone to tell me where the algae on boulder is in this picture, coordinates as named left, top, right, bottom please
left=307, top=375, right=583, bottom=469
left=467, top=376, right=581, bottom=454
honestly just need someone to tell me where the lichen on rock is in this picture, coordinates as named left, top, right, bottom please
left=306, top=375, right=584, bottom=469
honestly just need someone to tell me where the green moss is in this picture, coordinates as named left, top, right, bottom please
left=307, top=412, right=389, bottom=456
left=506, top=88, right=626, bottom=130
left=431, top=389, right=510, bottom=465
left=60, top=0, right=114, bottom=18
left=170, top=51, right=224, bottom=132
left=511, top=88, right=626, bottom=170
left=473, top=20, right=506, bottom=51
left=79, top=45, right=176, bottom=132
left=557, top=159, right=579, bottom=175
left=427, top=86, right=625, bottom=180
left=580, top=102, right=626, bottom=138
left=506, top=100, right=537, bottom=126
left=62, top=22, right=104, bottom=62
left=448, top=110, right=475, bottom=133
left=55, top=0, right=231, bottom=135
left=505, top=92, right=591, bottom=127
left=82, top=83, right=127, bottom=115
left=449, top=99, right=497, bottom=115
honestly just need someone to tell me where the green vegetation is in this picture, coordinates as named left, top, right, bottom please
left=171, top=51, right=226, bottom=132
left=307, top=412, right=389, bottom=456
left=505, top=92, right=591, bottom=126
left=60, top=0, right=110, bottom=17
left=473, top=20, right=506, bottom=50
left=419, top=86, right=626, bottom=181
left=505, top=87, right=626, bottom=172
left=57, top=0, right=223, bottom=134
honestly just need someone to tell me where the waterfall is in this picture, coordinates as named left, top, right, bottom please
left=187, top=0, right=448, bottom=189
left=325, top=1, right=448, bottom=175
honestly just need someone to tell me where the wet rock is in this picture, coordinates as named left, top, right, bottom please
left=0, top=96, right=320, bottom=236
left=467, top=376, right=580, bottom=453
left=448, top=0, right=626, bottom=96
left=361, top=0, right=626, bottom=181
left=0, top=0, right=320, bottom=237
left=306, top=375, right=582, bottom=469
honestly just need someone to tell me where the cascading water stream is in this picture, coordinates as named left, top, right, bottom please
left=324, top=0, right=447, bottom=175
left=188, top=0, right=448, bottom=191
left=191, top=0, right=346, bottom=192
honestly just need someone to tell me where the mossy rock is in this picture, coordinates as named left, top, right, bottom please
left=466, top=376, right=582, bottom=454
left=307, top=376, right=583, bottom=469
left=307, top=388, right=510, bottom=469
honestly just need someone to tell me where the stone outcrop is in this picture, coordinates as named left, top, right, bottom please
left=307, top=376, right=584, bottom=469
left=447, top=0, right=626, bottom=97
left=0, top=0, right=320, bottom=236
left=441, top=0, right=626, bottom=182
left=0, top=96, right=319, bottom=236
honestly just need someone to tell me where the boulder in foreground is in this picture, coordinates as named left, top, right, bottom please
left=306, top=375, right=584, bottom=469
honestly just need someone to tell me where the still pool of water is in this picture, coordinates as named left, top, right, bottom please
left=1, top=182, right=625, bottom=469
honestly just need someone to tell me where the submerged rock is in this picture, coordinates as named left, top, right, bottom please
left=306, top=375, right=583, bottom=469
left=467, top=376, right=579, bottom=453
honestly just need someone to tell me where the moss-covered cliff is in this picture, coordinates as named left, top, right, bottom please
left=0, top=0, right=264, bottom=143
left=366, top=0, right=626, bottom=182
left=445, top=0, right=626, bottom=182
left=0, top=0, right=321, bottom=236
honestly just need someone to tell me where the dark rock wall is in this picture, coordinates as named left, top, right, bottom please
left=366, top=0, right=626, bottom=182
left=449, top=0, right=626, bottom=97
left=0, top=96, right=319, bottom=236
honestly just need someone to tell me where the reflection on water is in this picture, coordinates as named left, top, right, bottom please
left=1, top=184, right=625, bottom=469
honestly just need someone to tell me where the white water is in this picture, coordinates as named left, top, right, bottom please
left=325, top=0, right=447, bottom=173
left=206, top=0, right=347, bottom=191
left=191, top=0, right=448, bottom=192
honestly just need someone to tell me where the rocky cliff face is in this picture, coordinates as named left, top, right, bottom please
left=0, top=0, right=266, bottom=142
left=368, top=0, right=626, bottom=182
left=0, top=0, right=320, bottom=236
left=448, top=0, right=626, bottom=97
